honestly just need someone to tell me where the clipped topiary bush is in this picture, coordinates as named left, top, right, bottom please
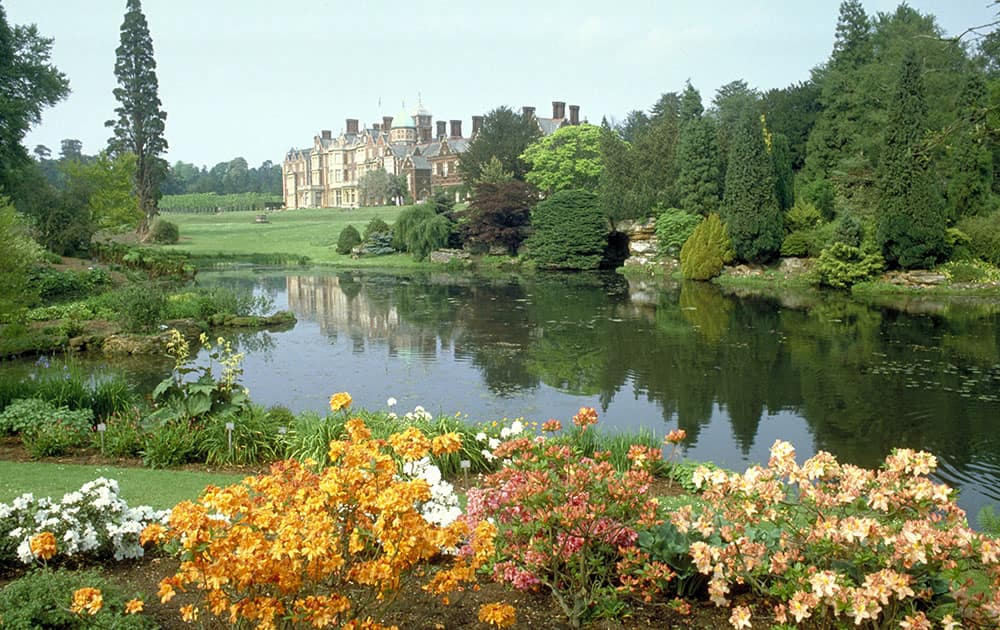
left=680, top=213, right=734, bottom=280
left=656, top=207, right=703, bottom=258
left=527, top=189, right=607, bottom=269
left=810, top=242, right=884, bottom=289
left=148, top=218, right=179, bottom=244
left=335, top=224, right=362, bottom=255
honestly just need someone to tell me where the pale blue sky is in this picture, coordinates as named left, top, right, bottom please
left=6, top=1, right=995, bottom=167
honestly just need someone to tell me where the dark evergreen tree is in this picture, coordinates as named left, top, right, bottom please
left=0, top=6, right=69, bottom=202
left=770, top=132, right=795, bottom=211
left=679, top=80, right=704, bottom=126
left=875, top=49, right=947, bottom=269
left=616, top=110, right=649, bottom=143
left=760, top=81, right=821, bottom=170
left=947, top=74, right=993, bottom=218
left=106, top=0, right=168, bottom=238
left=675, top=115, right=720, bottom=216
left=597, top=121, right=640, bottom=223
left=721, top=111, right=783, bottom=263
left=633, top=97, right=681, bottom=211
left=527, top=189, right=607, bottom=270
left=711, top=80, right=759, bottom=187
left=458, top=106, right=541, bottom=185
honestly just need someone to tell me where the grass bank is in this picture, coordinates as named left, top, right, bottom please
left=161, top=207, right=422, bottom=267
left=0, top=461, right=244, bottom=510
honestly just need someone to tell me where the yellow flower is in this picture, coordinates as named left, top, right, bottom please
left=729, top=604, right=752, bottom=629
left=29, top=531, right=57, bottom=561
left=478, top=602, right=516, bottom=628
left=71, top=587, right=103, bottom=615
left=329, top=392, right=352, bottom=412
left=125, top=598, right=144, bottom=614
left=180, top=604, right=199, bottom=622
left=431, top=432, right=462, bottom=456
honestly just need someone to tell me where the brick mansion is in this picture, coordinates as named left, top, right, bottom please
left=281, top=100, right=583, bottom=209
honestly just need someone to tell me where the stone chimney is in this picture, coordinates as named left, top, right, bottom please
left=522, top=106, right=536, bottom=119
left=383, top=115, right=393, bottom=130
left=437, top=120, right=447, bottom=139
left=373, top=123, right=381, bottom=132
left=321, top=129, right=332, bottom=140
left=552, top=101, right=566, bottom=120
left=569, top=105, right=580, bottom=125
left=346, top=119, right=359, bottom=134
left=419, top=126, right=432, bottom=143
left=450, top=119, right=463, bottom=138
left=472, top=115, right=484, bottom=137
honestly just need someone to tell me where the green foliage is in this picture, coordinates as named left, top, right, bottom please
left=0, top=567, right=154, bottom=629
left=92, top=242, right=194, bottom=278
left=159, top=192, right=282, bottom=212
left=201, top=406, right=282, bottom=466
left=475, top=155, right=514, bottom=185
left=680, top=213, right=735, bottom=280
left=800, top=178, right=836, bottom=220
left=655, top=207, right=702, bottom=258
left=357, top=231, right=395, bottom=256
left=875, top=48, right=948, bottom=269
left=939, top=259, right=1000, bottom=284
left=674, top=115, right=721, bottom=216
left=780, top=230, right=813, bottom=257
left=92, top=411, right=143, bottom=458
left=597, top=123, right=646, bottom=222
left=102, top=282, right=167, bottom=332
left=521, top=123, right=603, bottom=193
left=164, top=286, right=272, bottom=320
left=977, top=504, right=1000, bottom=537
left=527, top=189, right=608, bottom=270
left=810, top=241, right=884, bottom=288
left=0, top=199, right=42, bottom=319
left=60, top=151, right=141, bottom=232
left=28, top=265, right=110, bottom=303
left=148, top=217, right=179, bottom=243
left=721, top=111, right=783, bottom=263
left=461, top=180, right=536, bottom=255
left=285, top=411, right=346, bottom=467
left=0, top=398, right=92, bottom=436
left=335, top=224, right=362, bottom=254
left=107, top=0, right=168, bottom=237
left=770, top=132, right=795, bottom=211
left=141, top=419, right=203, bottom=468
left=363, top=217, right=391, bottom=240
left=392, top=205, right=453, bottom=259
left=947, top=74, right=994, bottom=219
left=458, top=106, right=542, bottom=185
left=636, top=521, right=708, bottom=598
left=957, top=211, right=1000, bottom=265
left=832, top=211, right=864, bottom=247
left=784, top=200, right=823, bottom=234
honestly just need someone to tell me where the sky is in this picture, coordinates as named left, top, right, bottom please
left=6, top=1, right=997, bottom=169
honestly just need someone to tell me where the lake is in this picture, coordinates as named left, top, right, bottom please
left=39, top=267, right=1000, bottom=521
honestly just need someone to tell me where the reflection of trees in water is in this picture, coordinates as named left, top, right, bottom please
left=227, top=331, right=276, bottom=359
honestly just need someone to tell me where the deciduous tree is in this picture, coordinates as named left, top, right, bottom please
left=106, top=0, right=168, bottom=239
left=461, top=181, right=536, bottom=255
left=521, top=124, right=603, bottom=194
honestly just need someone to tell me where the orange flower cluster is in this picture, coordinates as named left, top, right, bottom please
left=28, top=531, right=57, bottom=561
left=71, top=587, right=103, bottom=615
left=664, top=429, right=687, bottom=444
left=477, top=602, right=516, bottom=628
left=571, top=406, right=598, bottom=430
left=144, top=413, right=494, bottom=629
left=329, top=392, right=352, bottom=412
left=541, top=419, right=562, bottom=433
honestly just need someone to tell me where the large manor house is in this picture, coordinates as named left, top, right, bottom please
left=281, top=100, right=583, bottom=209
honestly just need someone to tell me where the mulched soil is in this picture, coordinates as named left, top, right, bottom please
left=0, top=441, right=751, bottom=629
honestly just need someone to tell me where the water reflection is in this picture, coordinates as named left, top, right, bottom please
left=203, top=269, right=1000, bottom=519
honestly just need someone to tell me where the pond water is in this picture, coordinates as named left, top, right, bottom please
left=25, top=268, right=1000, bottom=521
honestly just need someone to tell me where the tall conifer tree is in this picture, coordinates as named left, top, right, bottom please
left=721, top=111, right=783, bottom=262
left=946, top=74, right=993, bottom=218
left=674, top=84, right=720, bottom=216
left=875, top=49, right=947, bottom=269
left=106, top=0, right=167, bottom=238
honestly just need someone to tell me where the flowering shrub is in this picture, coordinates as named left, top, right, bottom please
left=464, top=410, right=662, bottom=628
left=0, top=477, right=169, bottom=565
left=144, top=415, right=495, bottom=629
left=676, top=440, right=1000, bottom=628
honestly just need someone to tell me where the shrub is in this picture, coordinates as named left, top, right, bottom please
left=527, top=189, right=607, bottom=270
left=780, top=230, right=812, bottom=257
left=100, top=283, right=167, bottom=332
left=679, top=213, right=734, bottom=280
left=461, top=181, right=535, bottom=255
left=957, top=211, right=1000, bottom=265
left=810, top=241, right=884, bottom=288
left=145, top=416, right=494, bottom=628
left=285, top=410, right=346, bottom=466
left=464, top=408, right=662, bottom=627
left=678, top=442, right=1000, bottom=628
left=655, top=207, right=702, bottom=258
left=800, top=178, right=835, bottom=220
left=784, top=200, right=823, bottom=234
left=363, top=217, right=391, bottom=240
left=29, top=267, right=111, bottom=302
left=335, top=224, right=362, bottom=254
left=358, top=230, right=395, bottom=256
left=0, top=477, right=169, bottom=564
left=939, top=260, right=1000, bottom=284
left=141, top=419, right=203, bottom=468
left=0, top=398, right=93, bottom=436
left=164, top=286, right=273, bottom=320
left=0, top=568, right=155, bottom=629
left=22, top=420, right=89, bottom=458
left=148, top=218, right=179, bottom=244
left=392, top=205, right=453, bottom=260
left=92, top=411, right=143, bottom=458
left=832, top=211, right=864, bottom=247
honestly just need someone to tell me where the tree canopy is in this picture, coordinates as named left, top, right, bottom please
left=458, top=106, right=541, bottom=185
left=521, top=124, right=603, bottom=194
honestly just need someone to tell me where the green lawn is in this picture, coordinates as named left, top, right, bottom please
left=0, top=461, right=245, bottom=510
left=161, top=206, right=416, bottom=266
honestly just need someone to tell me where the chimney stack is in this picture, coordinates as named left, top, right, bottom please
left=373, top=123, right=381, bottom=132
left=472, top=115, right=484, bottom=137
left=437, top=120, right=447, bottom=139
left=383, top=115, right=393, bottom=130
left=522, top=106, right=536, bottom=119
left=552, top=101, right=566, bottom=120
left=419, top=126, right=432, bottom=143
left=346, top=119, right=359, bottom=134
left=569, top=105, right=580, bottom=125
left=450, top=119, right=463, bottom=138
left=321, top=129, right=332, bottom=140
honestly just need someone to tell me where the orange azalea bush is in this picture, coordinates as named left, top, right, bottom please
left=143, top=415, right=495, bottom=629
left=677, top=440, right=1000, bottom=628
